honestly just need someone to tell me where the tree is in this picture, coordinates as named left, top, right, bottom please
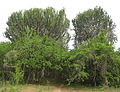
left=4, top=36, right=66, bottom=83
left=83, top=30, right=115, bottom=86
left=67, top=30, right=120, bottom=86
left=0, top=42, right=12, bottom=62
left=0, top=42, right=13, bottom=81
left=72, top=6, right=117, bottom=47
left=5, top=7, right=70, bottom=48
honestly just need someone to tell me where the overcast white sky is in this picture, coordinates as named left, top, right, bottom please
left=0, top=0, right=120, bottom=49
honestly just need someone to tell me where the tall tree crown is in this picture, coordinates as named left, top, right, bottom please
left=5, top=7, right=70, bottom=44
left=72, top=6, right=117, bottom=47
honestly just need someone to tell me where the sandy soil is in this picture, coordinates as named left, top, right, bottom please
left=21, top=86, right=37, bottom=92
left=20, top=85, right=120, bottom=92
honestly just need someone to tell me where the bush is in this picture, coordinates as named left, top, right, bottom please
left=0, top=42, right=13, bottom=81
left=5, top=36, right=66, bottom=83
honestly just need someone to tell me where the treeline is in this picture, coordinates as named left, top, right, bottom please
left=0, top=7, right=120, bottom=87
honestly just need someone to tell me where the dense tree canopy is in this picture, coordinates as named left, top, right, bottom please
left=0, top=6, right=120, bottom=87
left=5, top=7, right=70, bottom=48
left=0, top=42, right=13, bottom=81
left=4, top=36, right=66, bottom=83
left=72, top=7, right=117, bottom=47
left=67, top=30, right=120, bottom=86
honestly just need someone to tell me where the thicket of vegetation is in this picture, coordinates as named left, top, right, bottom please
left=0, top=7, right=120, bottom=87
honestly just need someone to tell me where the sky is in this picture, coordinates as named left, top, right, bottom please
left=0, top=0, right=120, bottom=49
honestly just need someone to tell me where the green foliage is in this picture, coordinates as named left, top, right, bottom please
left=4, top=36, right=66, bottom=83
left=1, top=30, right=120, bottom=86
left=0, top=42, right=13, bottom=81
left=12, top=63, right=24, bottom=84
left=5, top=7, right=70, bottom=48
left=0, top=42, right=12, bottom=62
left=0, top=6, right=120, bottom=87
left=66, top=30, right=120, bottom=86
left=72, top=6, right=116, bottom=47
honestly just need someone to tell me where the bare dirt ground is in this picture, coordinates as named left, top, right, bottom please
left=51, top=86, right=62, bottom=92
left=21, top=86, right=37, bottom=92
left=20, top=85, right=96, bottom=92
left=20, top=85, right=120, bottom=92
left=20, top=85, right=61, bottom=92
